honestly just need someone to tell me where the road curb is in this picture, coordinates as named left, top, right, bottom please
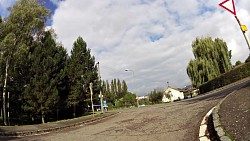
left=0, top=112, right=120, bottom=137
left=211, top=91, right=235, bottom=141
left=199, top=107, right=215, bottom=141
left=198, top=77, right=250, bottom=141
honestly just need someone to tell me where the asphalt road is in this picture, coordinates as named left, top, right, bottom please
left=3, top=79, right=250, bottom=141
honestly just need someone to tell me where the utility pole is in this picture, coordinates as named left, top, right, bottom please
left=97, top=62, right=104, bottom=113
left=89, top=82, right=94, bottom=117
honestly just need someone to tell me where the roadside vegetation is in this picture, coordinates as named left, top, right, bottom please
left=0, top=0, right=136, bottom=125
left=187, top=37, right=250, bottom=94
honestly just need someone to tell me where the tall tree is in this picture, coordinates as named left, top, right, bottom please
left=67, top=36, right=98, bottom=117
left=22, top=31, right=67, bottom=124
left=187, top=37, right=232, bottom=87
left=0, top=0, right=49, bottom=125
left=117, top=79, right=122, bottom=99
left=121, top=80, right=128, bottom=98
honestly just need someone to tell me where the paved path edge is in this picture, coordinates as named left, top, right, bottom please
left=199, top=107, right=215, bottom=141
left=211, top=87, right=244, bottom=141
left=0, top=112, right=120, bottom=137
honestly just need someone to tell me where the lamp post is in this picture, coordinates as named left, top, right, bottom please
left=125, top=69, right=139, bottom=107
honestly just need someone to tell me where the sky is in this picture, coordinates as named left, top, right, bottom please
left=0, top=0, right=250, bottom=96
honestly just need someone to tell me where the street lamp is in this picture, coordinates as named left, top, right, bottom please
left=125, top=69, right=139, bottom=107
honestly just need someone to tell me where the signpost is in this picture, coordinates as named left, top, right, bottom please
left=89, top=82, right=94, bottom=117
left=219, top=0, right=250, bottom=50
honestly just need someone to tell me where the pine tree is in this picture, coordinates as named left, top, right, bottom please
left=22, top=31, right=67, bottom=123
left=67, top=36, right=98, bottom=117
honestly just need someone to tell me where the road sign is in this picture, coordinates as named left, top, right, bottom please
left=219, top=0, right=236, bottom=15
left=241, top=25, right=248, bottom=32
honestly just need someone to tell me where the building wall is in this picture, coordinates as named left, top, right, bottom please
left=163, top=88, right=184, bottom=102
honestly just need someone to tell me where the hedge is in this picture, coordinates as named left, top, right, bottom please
left=199, top=62, right=250, bottom=94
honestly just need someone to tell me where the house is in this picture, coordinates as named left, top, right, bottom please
left=181, top=85, right=199, bottom=98
left=162, top=87, right=184, bottom=102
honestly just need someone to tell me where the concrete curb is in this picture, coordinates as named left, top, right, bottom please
left=198, top=77, right=250, bottom=141
left=211, top=89, right=240, bottom=141
left=199, top=107, right=215, bottom=141
left=0, top=112, right=120, bottom=137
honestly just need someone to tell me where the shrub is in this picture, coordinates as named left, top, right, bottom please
left=199, top=62, right=250, bottom=94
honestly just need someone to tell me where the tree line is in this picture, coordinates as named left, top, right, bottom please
left=101, top=79, right=137, bottom=108
left=0, top=0, right=133, bottom=125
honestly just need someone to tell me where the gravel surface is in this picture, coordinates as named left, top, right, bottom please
left=2, top=80, right=249, bottom=141
left=10, top=100, right=219, bottom=141
left=219, top=82, right=250, bottom=141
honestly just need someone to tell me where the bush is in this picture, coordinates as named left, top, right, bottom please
left=199, top=62, right=250, bottom=94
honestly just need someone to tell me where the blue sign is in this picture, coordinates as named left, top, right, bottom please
left=103, top=100, right=107, bottom=107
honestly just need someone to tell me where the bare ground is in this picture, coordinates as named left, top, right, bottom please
left=13, top=99, right=219, bottom=141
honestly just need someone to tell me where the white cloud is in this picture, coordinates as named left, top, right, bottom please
left=52, top=0, right=250, bottom=95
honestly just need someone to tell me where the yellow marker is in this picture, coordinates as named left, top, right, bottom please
left=241, top=25, right=248, bottom=32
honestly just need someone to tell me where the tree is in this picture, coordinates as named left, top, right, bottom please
left=22, top=31, right=67, bottom=124
left=187, top=37, right=232, bottom=87
left=110, top=79, right=116, bottom=104
left=67, top=36, right=98, bottom=117
left=235, top=60, right=242, bottom=67
left=102, top=79, right=129, bottom=106
left=0, top=0, right=49, bottom=125
left=148, top=89, right=164, bottom=104
left=121, top=80, right=128, bottom=98
left=117, top=79, right=122, bottom=99
left=123, top=92, right=136, bottom=107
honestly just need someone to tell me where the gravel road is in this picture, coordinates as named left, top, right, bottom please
left=14, top=98, right=219, bottom=141
left=5, top=79, right=249, bottom=141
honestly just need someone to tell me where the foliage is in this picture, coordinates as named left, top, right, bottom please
left=66, top=37, right=99, bottom=117
left=22, top=31, right=67, bottom=123
left=148, top=88, right=164, bottom=104
left=113, top=92, right=136, bottom=108
left=0, top=0, right=50, bottom=124
left=187, top=37, right=232, bottom=87
left=0, top=0, right=103, bottom=124
left=123, top=92, right=137, bottom=107
left=138, top=98, right=150, bottom=105
left=101, top=78, right=128, bottom=106
left=199, top=62, right=250, bottom=94
left=235, top=60, right=242, bottom=67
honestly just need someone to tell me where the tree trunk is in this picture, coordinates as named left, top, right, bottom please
left=41, top=112, right=45, bottom=124
left=73, top=105, right=76, bottom=118
left=3, top=60, right=9, bottom=126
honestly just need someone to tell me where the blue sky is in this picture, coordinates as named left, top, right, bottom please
left=0, top=0, right=60, bottom=25
left=43, top=0, right=60, bottom=25
left=1, top=0, right=250, bottom=95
